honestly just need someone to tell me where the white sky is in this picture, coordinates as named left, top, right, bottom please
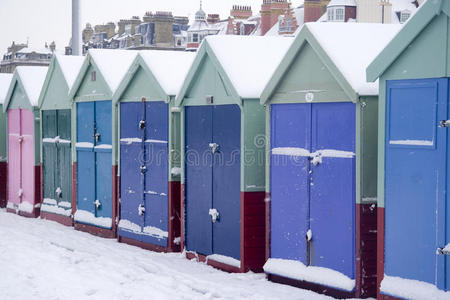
left=0, top=0, right=304, bottom=55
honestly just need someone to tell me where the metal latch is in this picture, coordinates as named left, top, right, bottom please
left=311, top=153, right=322, bottom=166
left=139, top=120, right=146, bottom=129
left=18, top=136, right=23, bottom=143
left=209, top=208, right=219, bottom=223
left=55, top=187, right=62, bottom=198
left=93, top=199, right=101, bottom=210
left=140, top=165, right=147, bottom=174
left=17, top=188, right=23, bottom=198
left=138, top=204, right=145, bottom=216
left=306, top=229, right=312, bottom=242
left=437, top=247, right=450, bottom=255
left=439, top=120, right=450, bottom=127
left=54, top=136, right=60, bottom=144
left=209, top=143, right=219, bottom=154
left=94, top=132, right=101, bottom=142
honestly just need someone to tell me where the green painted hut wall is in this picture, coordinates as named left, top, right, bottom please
left=374, top=10, right=450, bottom=208
left=40, top=61, right=71, bottom=110
left=0, top=104, right=6, bottom=162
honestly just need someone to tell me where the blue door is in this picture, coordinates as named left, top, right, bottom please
left=270, top=104, right=311, bottom=262
left=143, top=101, right=169, bottom=246
left=212, top=105, right=241, bottom=260
left=185, top=104, right=241, bottom=258
left=185, top=105, right=213, bottom=255
left=385, top=78, right=448, bottom=289
left=77, top=102, right=96, bottom=217
left=76, top=101, right=112, bottom=228
left=119, top=102, right=145, bottom=240
left=309, top=102, right=355, bottom=278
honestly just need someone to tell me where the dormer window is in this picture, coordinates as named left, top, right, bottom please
left=400, top=10, right=411, bottom=23
left=328, top=6, right=345, bottom=22
left=335, top=8, right=344, bottom=21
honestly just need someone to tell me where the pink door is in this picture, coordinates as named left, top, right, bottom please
left=7, top=109, right=21, bottom=206
left=21, top=109, right=35, bottom=208
left=7, top=109, right=35, bottom=209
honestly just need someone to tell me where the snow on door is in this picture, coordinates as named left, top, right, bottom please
left=270, top=102, right=355, bottom=279
left=185, top=105, right=241, bottom=260
left=385, top=78, right=448, bottom=290
left=75, top=101, right=112, bottom=228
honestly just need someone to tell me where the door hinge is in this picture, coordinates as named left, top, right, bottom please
left=209, top=208, right=219, bottom=223
left=439, top=120, right=450, bottom=128
left=437, top=247, right=450, bottom=255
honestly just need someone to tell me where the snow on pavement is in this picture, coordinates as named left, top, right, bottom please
left=0, top=209, right=332, bottom=300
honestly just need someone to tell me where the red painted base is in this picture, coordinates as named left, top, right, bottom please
left=6, top=207, right=40, bottom=218
left=0, top=162, right=7, bottom=208
left=377, top=206, right=385, bottom=299
left=168, top=181, right=181, bottom=252
left=379, top=294, right=403, bottom=300
left=74, top=222, right=116, bottom=239
left=40, top=211, right=73, bottom=227
left=268, top=274, right=355, bottom=299
left=118, top=236, right=178, bottom=253
left=186, top=252, right=241, bottom=273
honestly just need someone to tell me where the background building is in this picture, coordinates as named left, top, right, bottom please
left=1, top=41, right=54, bottom=73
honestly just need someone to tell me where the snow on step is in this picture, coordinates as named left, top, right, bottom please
left=74, top=209, right=112, bottom=228
left=272, top=147, right=355, bottom=158
left=94, top=144, right=112, bottom=150
left=118, top=219, right=168, bottom=240
left=41, top=204, right=71, bottom=217
left=143, top=225, right=168, bottom=239
left=207, top=254, right=241, bottom=268
left=389, top=139, right=433, bottom=146
left=18, top=201, right=40, bottom=214
left=381, top=275, right=450, bottom=300
left=118, top=219, right=141, bottom=232
left=264, top=258, right=355, bottom=292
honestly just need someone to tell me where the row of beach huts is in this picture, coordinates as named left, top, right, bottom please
left=0, top=1, right=449, bottom=299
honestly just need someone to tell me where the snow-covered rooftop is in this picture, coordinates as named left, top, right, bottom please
left=55, top=55, right=85, bottom=90
left=0, top=73, right=13, bottom=105
left=16, top=66, right=48, bottom=106
left=206, top=35, right=294, bottom=98
left=88, top=49, right=138, bottom=94
left=327, top=0, right=357, bottom=7
left=139, top=51, right=195, bottom=96
left=306, top=22, right=402, bottom=95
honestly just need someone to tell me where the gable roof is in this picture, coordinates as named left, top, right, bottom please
left=3, top=66, right=47, bottom=111
left=139, top=50, right=195, bottom=96
left=176, top=35, right=293, bottom=105
left=0, top=73, right=13, bottom=105
left=69, top=49, right=138, bottom=100
left=261, top=22, right=401, bottom=104
left=38, top=54, right=84, bottom=108
left=367, top=0, right=445, bottom=82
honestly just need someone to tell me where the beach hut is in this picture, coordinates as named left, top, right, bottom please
left=260, top=23, right=400, bottom=298
left=38, top=54, right=84, bottom=226
left=68, top=49, right=138, bottom=238
left=113, top=50, right=195, bottom=252
left=175, top=35, right=293, bottom=272
left=0, top=73, right=13, bottom=208
left=3, top=66, right=47, bottom=217
left=366, top=1, right=450, bottom=298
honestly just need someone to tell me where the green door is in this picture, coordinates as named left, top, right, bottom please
left=42, top=109, right=72, bottom=216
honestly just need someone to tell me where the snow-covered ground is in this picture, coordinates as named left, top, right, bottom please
left=0, top=209, right=332, bottom=300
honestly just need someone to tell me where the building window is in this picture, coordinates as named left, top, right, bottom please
left=336, top=8, right=344, bottom=21
left=400, top=10, right=411, bottom=23
left=193, top=33, right=199, bottom=43
left=328, top=8, right=334, bottom=21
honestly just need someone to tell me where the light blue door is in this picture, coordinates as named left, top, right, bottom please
left=385, top=78, right=448, bottom=289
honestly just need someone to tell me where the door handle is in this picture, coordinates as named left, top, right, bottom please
left=93, top=199, right=101, bottom=210
left=138, top=204, right=145, bottom=216
left=93, top=133, right=101, bottom=142
left=209, top=208, right=219, bottom=223
left=209, top=143, right=219, bottom=154
left=55, top=187, right=62, bottom=198
left=437, top=247, right=450, bottom=255
left=140, top=165, right=147, bottom=174
left=139, top=120, right=146, bottom=129
left=311, top=154, right=322, bottom=166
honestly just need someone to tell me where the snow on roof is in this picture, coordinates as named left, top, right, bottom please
left=55, top=55, right=85, bottom=89
left=16, top=47, right=53, bottom=55
left=391, top=0, right=418, bottom=12
left=206, top=35, right=294, bottom=98
left=139, top=50, right=195, bottom=96
left=88, top=49, right=138, bottom=94
left=306, top=22, right=402, bottom=95
left=16, top=66, right=48, bottom=106
left=0, top=74, right=13, bottom=105
left=327, top=0, right=357, bottom=7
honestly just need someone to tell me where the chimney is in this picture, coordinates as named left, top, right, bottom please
left=72, top=0, right=81, bottom=55
left=231, top=5, right=253, bottom=20
left=260, top=0, right=289, bottom=36
left=207, top=14, right=220, bottom=24
left=304, top=0, right=330, bottom=23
